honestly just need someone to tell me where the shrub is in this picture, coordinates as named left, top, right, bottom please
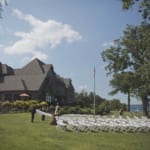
left=1, top=101, right=11, bottom=107
left=28, top=100, right=38, bottom=105
left=80, top=108, right=91, bottom=114
left=12, top=100, right=25, bottom=111
left=48, top=105, right=55, bottom=113
left=12, top=100, right=39, bottom=112
left=1, top=101, right=12, bottom=112
left=59, top=106, right=69, bottom=114
left=40, top=101, right=48, bottom=106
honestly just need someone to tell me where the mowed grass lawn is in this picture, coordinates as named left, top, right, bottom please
left=0, top=113, right=150, bottom=150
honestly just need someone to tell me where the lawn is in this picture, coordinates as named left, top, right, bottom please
left=0, top=113, right=150, bottom=150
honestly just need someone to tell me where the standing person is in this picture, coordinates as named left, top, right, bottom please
left=41, top=106, right=46, bottom=121
left=119, top=108, right=123, bottom=116
left=54, top=102, right=59, bottom=115
left=50, top=103, right=59, bottom=125
left=31, top=105, right=36, bottom=123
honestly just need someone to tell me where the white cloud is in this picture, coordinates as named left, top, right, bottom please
left=0, top=44, right=4, bottom=48
left=31, top=51, right=48, bottom=61
left=4, top=9, right=82, bottom=61
left=21, top=56, right=31, bottom=64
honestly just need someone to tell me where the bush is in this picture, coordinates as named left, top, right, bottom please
left=12, top=100, right=39, bottom=112
left=80, top=108, right=92, bottom=114
left=28, top=100, right=38, bottom=105
left=12, top=100, right=25, bottom=112
left=48, top=105, right=55, bottom=113
left=58, top=106, right=93, bottom=115
left=40, top=101, right=48, bottom=107
left=59, top=106, right=69, bottom=115
left=1, top=101, right=11, bottom=107
left=1, top=101, right=12, bottom=112
left=68, top=107, right=77, bottom=114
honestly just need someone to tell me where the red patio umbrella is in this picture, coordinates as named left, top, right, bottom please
left=19, top=93, right=29, bottom=97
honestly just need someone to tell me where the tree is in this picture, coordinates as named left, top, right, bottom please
left=75, top=90, right=91, bottom=108
left=102, top=23, right=150, bottom=116
left=0, top=2, right=3, bottom=18
left=121, top=1, right=150, bottom=115
left=75, top=91, right=105, bottom=108
left=109, top=72, right=135, bottom=112
left=121, top=0, right=150, bottom=22
left=109, top=99, right=122, bottom=111
left=0, top=0, right=7, bottom=18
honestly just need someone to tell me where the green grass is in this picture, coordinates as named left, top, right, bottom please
left=0, top=113, right=150, bottom=150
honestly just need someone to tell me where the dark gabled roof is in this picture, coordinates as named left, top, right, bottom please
left=0, top=58, right=53, bottom=92
left=0, top=62, right=14, bottom=75
left=0, top=74, right=47, bottom=91
left=55, top=74, right=73, bottom=89
left=15, top=58, right=53, bottom=75
left=63, top=78, right=73, bottom=88
left=0, top=58, right=74, bottom=93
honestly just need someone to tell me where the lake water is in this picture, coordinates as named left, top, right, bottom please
left=130, top=104, right=150, bottom=112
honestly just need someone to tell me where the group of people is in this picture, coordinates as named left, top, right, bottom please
left=31, top=105, right=47, bottom=123
left=30, top=103, right=59, bottom=124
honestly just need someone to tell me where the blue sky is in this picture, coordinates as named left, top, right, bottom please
left=0, top=0, right=142, bottom=104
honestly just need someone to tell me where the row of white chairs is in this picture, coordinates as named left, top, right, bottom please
left=56, top=114, right=150, bottom=133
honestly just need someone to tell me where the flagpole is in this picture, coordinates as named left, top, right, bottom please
left=93, top=67, right=96, bottom=115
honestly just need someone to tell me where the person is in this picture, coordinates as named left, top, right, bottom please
left=54, top=102, right=59, bottom=115
left=41, top=106, right=46, bottom=121
left=50, top=103, right=59, bottom=125
left=119, top=108, right=123, bottom=116
left=50, top=113, right=57, bottom=125
left=31, top=105, right=36, bottom=123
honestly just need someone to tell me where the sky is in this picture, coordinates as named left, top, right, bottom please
left=0, top=0, right=142, bottom=104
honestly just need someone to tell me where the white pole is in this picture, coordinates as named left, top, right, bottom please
left=94, top=67, right=96, bottom=115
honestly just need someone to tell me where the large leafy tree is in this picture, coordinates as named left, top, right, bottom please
left=102, top=23, right=150, bottom=116
left=109, top=72, right=135, bottom=112
left=75, top=90, right=105, bottom=108
left=121, top=0, right=150, bottom=115
left=121, top=0, right=150, bottom=22
left=101, top=0, right=150, bottom=116
left=0, top=0, right=7, bottom=18
left=0, top=2, right=3, bottom=18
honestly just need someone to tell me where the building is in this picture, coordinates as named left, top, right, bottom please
left=0, top=58, right=75, bottom=105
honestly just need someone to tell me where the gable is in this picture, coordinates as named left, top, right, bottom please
left=0, top=62, right=14, bottom=76
left=0, top=59, right=52, bottom=92
left=15, top=58, right=53, bottom=75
